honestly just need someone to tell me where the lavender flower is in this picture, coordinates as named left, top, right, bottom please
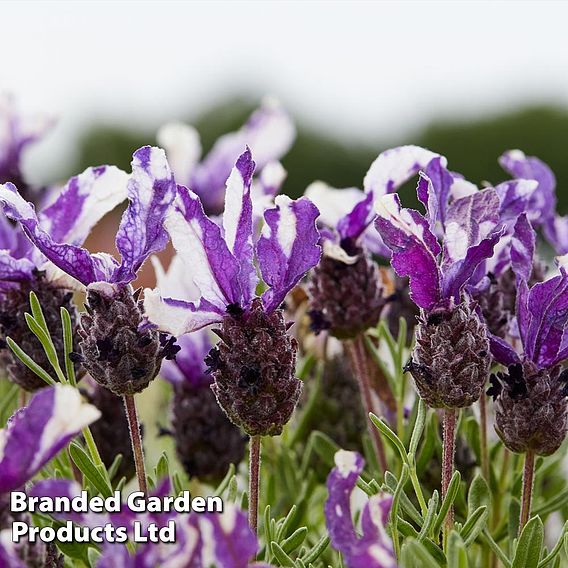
left=0, top=164, right=129, bottom=390
left=155, top=256, right=246, bottom=480
left=0, top=146, right=179, bottom=395
left=306, top=145, right=441, bottom=338
left=325, top=450, right=396, bottom=568
left=158, top=99, right=294, bottom=215
left=374, top=157, right=506, bottom=408
left=0, top=95, right=53, bottom=202
left=0, top=385, right=100, bottom=566
left=145, top=148, right=321, bottom=436
left=487, top=219, right=568, bottom=456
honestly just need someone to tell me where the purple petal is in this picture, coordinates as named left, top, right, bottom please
left=165, top=184, right=242, bottom=310
left=363, top=145, right=442, bottom=196
left=0, top=385, right=100, bottom=493
left=442, top=228, right=504, bottom=301
left=524, top=273, right=568, bottom=368
left=488, top=333, right=521, bottom=366
left=113, top=147, right=176, bottom=285
left=257, top=161, right=287, bottom=197
left=0, top=182, right=114, bottom=285
left=417, top=157, right=454, bottom=228
left=258, top=195, right=321, bottom=312
left=190, top=100, right=295, bottom=213
left=499, top=150, right=557, bottom=225
left=160, top=332, right=212, bottom=388
left=544, top=214, right=568, bottom=255
left=41, top=165, right=129, bottom=245
left=0, top=251, right=34, bottom=282
left=199, top=506, right=258, bottom=568
left=510, top=214, right=535, bottom=282
left=0, top=535, right=27, bottom=568
left=222, top=149, right=257, bottom=305
left=325, top=450, right=396, bottom=568
left=374, top=194, right=441, bottom=310
left=442, top=188, right=500, bottom=267
left=493, top=179, right=537, bottom=224
left=337, top=192, right=375, bottom=242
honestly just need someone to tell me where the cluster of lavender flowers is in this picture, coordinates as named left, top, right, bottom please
left=0, top=95, right=567, bottom=567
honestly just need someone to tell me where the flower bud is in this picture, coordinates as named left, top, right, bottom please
left=307, top=242, right=384, bottom=339
left=78, top=287, right=179, bottom=396
left=489, top=362, right=568, bottom=456
left=405, top=301, right=490, bottom=408
left=208, top=298, right=302, bottom=437
left=0, top=271, right=78, bottom=391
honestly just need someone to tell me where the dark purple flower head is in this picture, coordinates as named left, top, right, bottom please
left=158, top=98, right=294, bottom=215
left=0, top=385, right=100, bottom=494
left=145, top=148, right=320, bottom=436
left=325, top=450, right=396, bottom=568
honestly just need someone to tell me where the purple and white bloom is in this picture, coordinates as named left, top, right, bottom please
left=487, top=219, right=568, bottom=455
left=325, top=450, right=396, bottom=568
left=153, top=256, right=247, bottom=480
left=499, top=149, right=568, bottom=254
left=0, top=384, right=100, bottom=494
left=157, top=98, right=294, bottom=215
left=145, top=147, right=320, bottom=436
left=0, top=146, right=179, bottom=396
left=0, top=95, right=53, bottom=199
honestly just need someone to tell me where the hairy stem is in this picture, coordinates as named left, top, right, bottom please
left=123, top=394, right=148, bottom=496
left=249, top=435, right=262, bottom=534
left=442, top=408, right=458, bottom=548
left=520, top=450, right=535, bottom=533
left=347, top=336, right=388, bottom=473
left=479, top=394, right=489, bottom=481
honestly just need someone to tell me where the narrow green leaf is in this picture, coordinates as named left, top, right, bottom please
left=281, top=526, right=308, bottom=553
left=508, top=498, right=521, bottom=556
left=433, top=470, right=461, bottom=537
left=447, top=531, right=469, bottom=568
left=6, top=337, right=56, bottom=385
left=397, top=519, right=447, bottom=565
left=408, top=398, right=426, bottom=462
left=29, top=291, right=49, bottom=331
left=154, top=452, right=169, bottom=482
left=460, top=505, right=488, bottom=546
left=418, top=491, right=439, bottom=541
left=401, top=539, right=441, bottom=568
left=0, top=382, right=19, bottom=418
left=538, top=521, right=568, bottom=567
left=172, top=472, right=184, bottom=497
left=270, top=541, right=296, bottom=567
left=311, top=431, right=341, bottom=468
left=61, top=306, right=76, bottom=386
left=533, top=487, right=568, bottom=517
left=107, top=454, right=123, bottom=482
left=69, top=442, right=113, bottom=499
left=512, top=516, right=544, bottom=568
left=300, top=535, right=329, bottom=564
left=369, top=413, right=408, bottom=463
left=226, top=476, right=237, bottom=503
left=481, top=530, right=511, bottom=568
left=214, top=463, right=235, bottom=496
left=468, top=473, right=491, bottom=516
left=276, top=505, right=297, bottom=541
left=391, top=463, right=410, bottom=560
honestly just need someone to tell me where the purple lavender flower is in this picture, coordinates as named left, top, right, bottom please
left=144, top=148, right=320, bottom=436
left=0, top=95, right=53, bottom=202
left=0, top=146, right=179, bottom=395
left=0, top=385, right=99, bottom=567
left=157, top=99, right=294, bottom=215
left=0, top=164, right=129, bottom=390
left=374, top=158, right=506, bottom=408
left=154, top=254, right=247, bottom=480
left=487, top=220, right=568, bottom=456
left=305, top=146, right=441, bottom=338
left=325, top=450, right=396, bottom=568
left=499, top=150, right=568, bottom=254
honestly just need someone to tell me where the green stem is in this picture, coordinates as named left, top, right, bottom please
left=479, top=394, right=489, bottom=481
left=408, top=464, right=429, bottom=517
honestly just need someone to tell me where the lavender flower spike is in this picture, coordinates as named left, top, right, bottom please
left=145, top=148, right=321, bottom=436
left=0, top=384, right=100, bottom=493
left=325, top=450, right=396, bottom=568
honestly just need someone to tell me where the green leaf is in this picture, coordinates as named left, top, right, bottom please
left=400, top=539, right=441, bottom=568
left=281, top=526, right=308, bottom=554
left=29, top=291, right=49, bottom=331
left=172, top=471, right=185, bottom=496
left=468, top=473, right=491, bottom=516
left=538, top=520, right=568, bottom=567
left=369, top=413, right=407, bottom=463
left=227, top=476, right=238, bottom=503
left=391, top=463, right=410, bottom=560
left=276, top=505, right=298, bottom=541
left=270, top=541, right=296, bottom=567
left=433, top=470, right=461, bottom=537
left=460, top=505, right=488, bottom=546
left=61, top=306, right=76, bottom=386
left=512, top=517, right=544, bottom=568
left=107, top=454, right=123, bottom=482
left=408, top=398, right=426, bottom=463
left=533, top=486, right=568, bottom=517
left=69, top=441, right=113, bottom=499
left=397, top=519, right=447, bottom=565
left=264, top=505, right=274, bottom=549
left=0, top=382, right=19, bottom=419
left=418, top=491, right=439, bottom=542
left=214, top=463, right=235, bottom=496
left=311, top=431, right=341, bottom=468
left=447, top=531, right=469, bottom=568
left=300, top=535, right=329, bottom=564
left=508, top=498, right=521, bottom=555
left=154, top=451, right=169, bottom=482
left=87, top=546, right=101, bottom=568
left=6, top=337, right=56, bottom=385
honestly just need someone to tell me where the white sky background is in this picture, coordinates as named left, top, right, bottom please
left=1, top=0, right=568, bottom=182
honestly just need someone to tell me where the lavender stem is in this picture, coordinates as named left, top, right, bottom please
left=249, top=435, right=261, bottom=535
left=520, top=450, right=535, bottom=533
left=442, top=408, right=458, bottom=547
left=123, top=394, right=148, bottom=496
left=479, top=394, right=489, bottom=481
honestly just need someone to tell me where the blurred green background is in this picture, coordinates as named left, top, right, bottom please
left=73, top=100, right=568, bottom=214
